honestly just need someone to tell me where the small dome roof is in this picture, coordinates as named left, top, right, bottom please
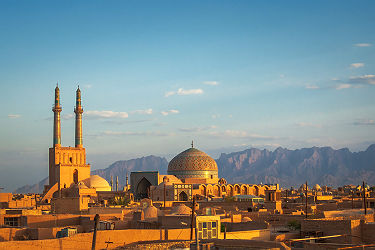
left=171, top=204, right=192, bottom=215
left=299, top=184, right=308, bottom=190
left=242, top=217, right=252, bottom=222
left=143, top=205, right=158, bottom=220
left=314, top=184, right=321, bottom=190
left=82, top=175, right=111, bottom=191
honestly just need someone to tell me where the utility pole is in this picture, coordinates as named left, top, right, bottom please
left=363, top=181, right=367, bottom=215
left=305, top=181, right=308, bottom=219
left=285, top=189, right=288, bottom=203
left=91, top=214, right=100, bottom=250
left=195, top=216, right=200, bottom=250
left=110, top=176, right=113, bottom=191
left=190, top=196, right=196, bottom=240
left=163, top=183, right=166, bottom=209
left=351, top=190, right=354, bottom=209
left=116, top=176, right=118, bottom=192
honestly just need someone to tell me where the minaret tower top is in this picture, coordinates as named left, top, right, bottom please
left=74, top=86, right=83, bottom=148
left=52, top=84, right=62, bottom=147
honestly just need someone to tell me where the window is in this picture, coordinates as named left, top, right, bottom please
left=4, top=217, right=19, bottom=227
left=197, top=220, right=218, bottom=240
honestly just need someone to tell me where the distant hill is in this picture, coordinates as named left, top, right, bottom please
left=216, top=144, right=375, bottom=187
left=14, top=177, right=48, bottom=194
left=91, top=155, right=168, bottom=188
left=14, top=156, right=168, bottom=194
left=14, top=145, right=375, bottom=193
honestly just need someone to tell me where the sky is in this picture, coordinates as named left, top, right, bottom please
left=0, top=1, right=374, bottom=192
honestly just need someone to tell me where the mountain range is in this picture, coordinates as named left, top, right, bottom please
left=14, top=144, right=375, bottom=193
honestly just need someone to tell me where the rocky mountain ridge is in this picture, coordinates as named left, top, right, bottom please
left=14, top=144, right=375, bottom=193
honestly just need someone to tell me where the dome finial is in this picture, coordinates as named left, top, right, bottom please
left=191, top=140, right=194, bottom=148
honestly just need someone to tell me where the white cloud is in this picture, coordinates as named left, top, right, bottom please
left=306, top=85, right=320, bottom=90
left=84, top=84, right=92, bottom=89
left=354, top=43, right=372, bottom=47
left=179, top=125, right=217, bottom=132
left=335, top=84, right=352, bottom=90
left=130, top=109, right=153, bottom=115
left=295, top=122, right=322, bottom=128
left=349, top=75, right=375, bottom=85
left=203, top=81, right=219, bottom=86
left=85, top=110, right=128, bottom=119
left=164, top=91, right=175, bottom=97
left=353, top=119, right=375, bottom=126
left=350, top=63, right=364, bottom=69
left=211, top=114, right=220, bottom=119
left=102, top=130, right=173, bottom=137
left=8, top=114, right=20, bottom=119
left=165, top=88, right=203, bottom=97
left=161, top=109, right=179, bottom=116
left=62, top=114, right=74, bottom=120
left=208, top=130, right=277, bottom=140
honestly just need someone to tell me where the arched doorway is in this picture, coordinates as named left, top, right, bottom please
left=254, top=185, right=260, bottom=196
left=179, top=191, right=188, bottom=201
left=227, top=185, right=233, bottom=197
left=73, top=169, right=78, bottom=184
left=200, top=185, right=207, bottom=196
left=234, top=185, right=240, bottom=195
left=241, top=185, right=248, bottom=195
left=136, top=177, right=151, bottom=199
left=213, top=185, right=220, bottom=197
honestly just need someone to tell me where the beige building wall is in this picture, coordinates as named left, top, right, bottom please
left=49, top=147, right=90, bottom=190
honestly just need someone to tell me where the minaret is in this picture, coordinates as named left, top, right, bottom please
left=52, top=84, right=62, bottom=147
left=74, top=86, right=83, bottom=148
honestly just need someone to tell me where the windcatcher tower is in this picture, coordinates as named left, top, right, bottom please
left=47, top=86, right=90, bottom=195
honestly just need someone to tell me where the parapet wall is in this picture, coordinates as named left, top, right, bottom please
left=0, top=229, right=189, bottom=249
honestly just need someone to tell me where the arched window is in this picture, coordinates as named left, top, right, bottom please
left=179, top=191, right=188, bottom=201
left=73, top=169, right=78, bottom=184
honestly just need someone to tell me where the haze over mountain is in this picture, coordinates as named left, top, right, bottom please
left=15, top=144, right=375, bottom=193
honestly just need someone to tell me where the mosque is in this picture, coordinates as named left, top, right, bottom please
left=42, top=86, right=280, bottom=212
left=131, top=144, right=279, bottom=204
left=42, top=85, right=112, bottom=210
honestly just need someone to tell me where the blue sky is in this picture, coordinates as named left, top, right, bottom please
left=0, top=1, right=374, bottom=191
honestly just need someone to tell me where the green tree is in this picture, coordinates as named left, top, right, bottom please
left=287, top=220, right=301, bottom=231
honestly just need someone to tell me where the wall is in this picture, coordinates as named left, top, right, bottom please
left=0, top=193, right=12, bottom=203
left=0, top=228, right=193, bottom=250
left=0, top=228, right=28, bottom=242
left=221, top=229, right=270, bottom=241
left=26, top=214, right=81, bottom=228
left=301, top=218, right=361, bottom=244
left=222, top=221, right=269, bottom=231
left=362, top=222, right=375, bottom=243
